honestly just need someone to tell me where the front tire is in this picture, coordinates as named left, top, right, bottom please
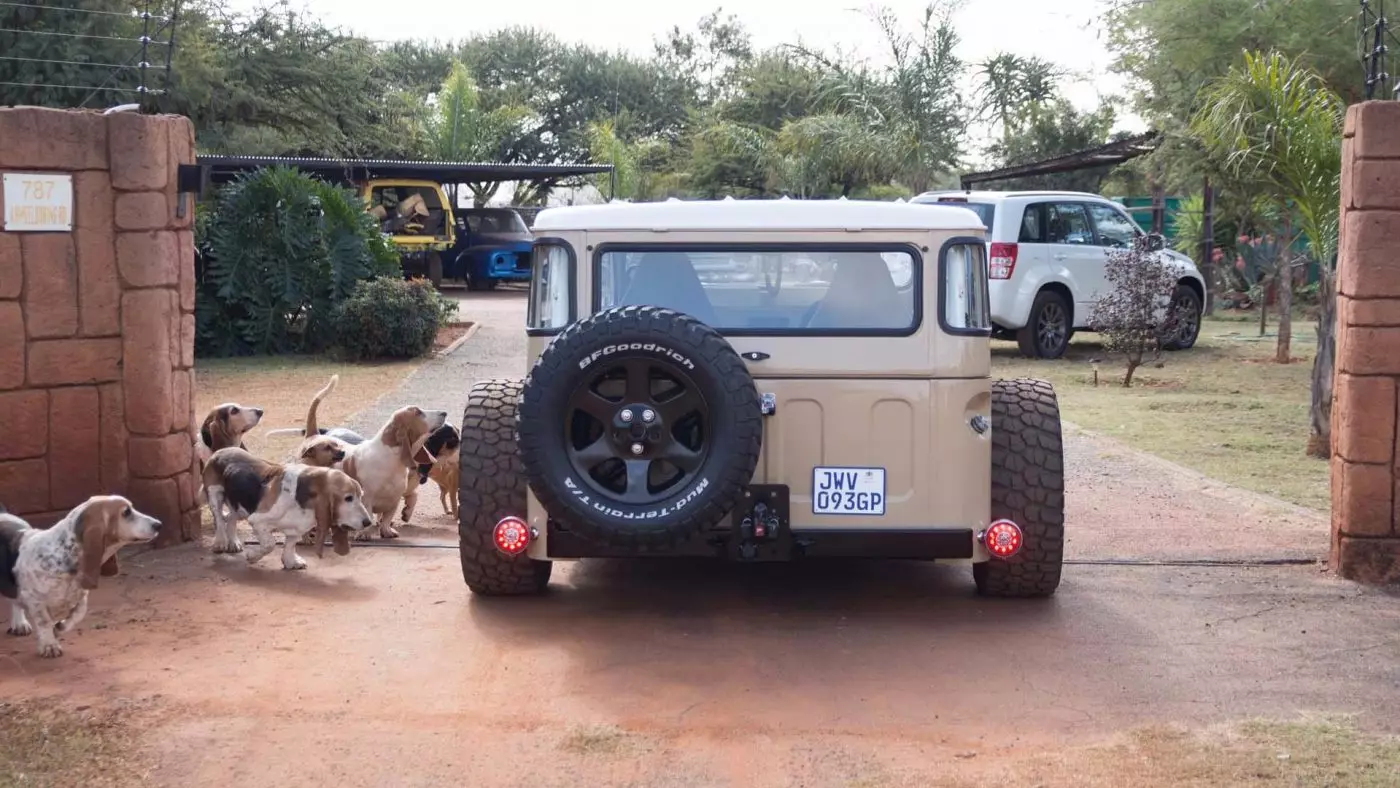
left=1161, top=284, right=1203, bottom=351
left=458, top=378, right=552, bottom=596
left=1015, top=290, right=1073, bottom=359
left=975, top=378, right=1065, bottom=598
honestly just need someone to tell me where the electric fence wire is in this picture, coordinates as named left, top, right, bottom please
left=0, top=0, right=181, bottom=109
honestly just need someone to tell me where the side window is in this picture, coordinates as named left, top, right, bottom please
left=1087, top=203, right=1141, bottom=249
left=941, top=241, right=991, bottom=334
left=527, top=241, right=573, bottom=332
left=1047, top=203, right=1093, bottom=245
left=1018, top=204, right=1046, bottom=243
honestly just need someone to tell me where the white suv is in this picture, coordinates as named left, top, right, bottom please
left=911, top=190, right=1207, bottom=359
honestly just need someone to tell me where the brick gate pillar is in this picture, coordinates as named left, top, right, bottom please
left=1332, top=101, right=1400, bottom=585
left=0, top=107, right=201, bottom=546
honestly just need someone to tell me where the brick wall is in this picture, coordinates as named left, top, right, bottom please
left=0, top=107, right=200, bottom=545
left=1332, top=101, right=1400, bottom=585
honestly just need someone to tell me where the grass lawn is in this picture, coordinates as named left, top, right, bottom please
left=992, top=313, right=1329, bottom=511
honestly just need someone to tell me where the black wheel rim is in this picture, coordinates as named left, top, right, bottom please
left=1036, top=302, right=1068, bottom=355
left=564, top=357, right=710, bottom=505
left=1173, top=292, right=1200, bottom=343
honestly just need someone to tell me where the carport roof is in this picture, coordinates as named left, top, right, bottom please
left=196, top=155, right=614, bottom=185
left=958, top=131, right=1161, bottom=189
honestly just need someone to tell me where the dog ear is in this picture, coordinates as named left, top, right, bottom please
left=332, top=526, right=350, bottom=556
left=204, top=409, right=233, bottom=452
left=313, top=486, right=334, bottom=560
left=77, top=502, right=116, bottom=590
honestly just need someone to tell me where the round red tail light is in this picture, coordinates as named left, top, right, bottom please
left=982, top=520, right=1023, bottom=559
left=493, top=516, right=531, bottom=556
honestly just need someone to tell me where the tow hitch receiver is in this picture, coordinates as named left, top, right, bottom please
left=728, top=485, right=792, bottom=561
left=979, top=519, right=1023, bottom=559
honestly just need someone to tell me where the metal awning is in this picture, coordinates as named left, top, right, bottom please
left=959, top=131, right=1161, bottom=189
left=196, top=155, right=613, bottom=186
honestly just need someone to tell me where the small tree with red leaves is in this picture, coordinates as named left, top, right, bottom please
left=1090, top=239, right=1182, bottom=387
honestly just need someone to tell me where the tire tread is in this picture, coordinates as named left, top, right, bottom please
left=978, top=377, right=1066, bottom=598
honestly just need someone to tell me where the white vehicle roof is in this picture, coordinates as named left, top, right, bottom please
left=912, top=189, right=1115, bottom=202
left=532, top=197, right=987, bottom=233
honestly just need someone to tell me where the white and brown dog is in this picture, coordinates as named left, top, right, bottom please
left=195, top=402, right=265, bottom=465
left=201, top=447, right=373, bottom=569
left=1, top=496, right=161, bottom=658
left=278, top=376, right=446, bottom=540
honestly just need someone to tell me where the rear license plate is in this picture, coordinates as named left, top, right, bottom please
left=812, top=467, right=886, bottom=515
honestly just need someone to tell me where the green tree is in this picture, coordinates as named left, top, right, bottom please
left=1190, top=50, right=1344, bottom=457
left=797, top=2, right=967, bottom=194
left=985, top=99, right=1120, bottom=192
left=427, top=60, right=537, bottom=205
left=973, top=52, right=1064, bottom=144
left=1104, top=0, right=1359, bottom=192
left=685, top=119, right=775, bottom=198
left=771, top=114, right=898, bottom=198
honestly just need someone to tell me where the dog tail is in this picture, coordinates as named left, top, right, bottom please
left=263, top=428, right=308, bottom=438
left=305, top=374, right=339, bottom=437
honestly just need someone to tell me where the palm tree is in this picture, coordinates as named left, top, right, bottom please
left=427, top=61, right=536, bottom=206
left=1189, top=50, right=1344, bottom=457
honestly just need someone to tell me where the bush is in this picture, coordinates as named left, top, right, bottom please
left=195, top=166, right=401, bottom=357
left=1090, top=239, right=1181, bottom=387
left=332, top=278, right=459, bottom=360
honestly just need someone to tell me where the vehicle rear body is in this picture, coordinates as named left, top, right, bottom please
left=360, top=179, right=456, bottom=279
left=911, top=190, right=1204, bottom=334
left=520, top=201, right=995, bottom=563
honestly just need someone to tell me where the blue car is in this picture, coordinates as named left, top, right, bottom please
left=445, top=208, right=534, bottom=290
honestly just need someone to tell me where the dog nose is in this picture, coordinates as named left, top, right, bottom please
left=253, top=408, right=264, bottom=417
left=361, top=518, right=372, bottom=528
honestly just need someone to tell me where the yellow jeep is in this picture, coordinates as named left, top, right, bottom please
left=362, top=179, right=456, bottom=286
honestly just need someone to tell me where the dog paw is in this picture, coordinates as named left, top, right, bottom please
left=244, top=547, right=272, bottom=564
left=37, top=642, right=62, bottom=658
left=352, top=530, right=374, bottom=542
left=212, top=540, right=244, bottom=555
left=282, top=555, right=308, bottom=571
left=379, top=525, right=401, bottom=539
left=6, top=623, right=32, bottom=637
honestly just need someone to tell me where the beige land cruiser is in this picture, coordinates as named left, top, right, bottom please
left=457, top=198, right=1065, bottom=598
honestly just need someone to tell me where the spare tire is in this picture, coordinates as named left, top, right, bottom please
left=517, top=305, right=762, bottom=550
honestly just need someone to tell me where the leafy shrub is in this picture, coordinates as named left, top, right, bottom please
left=195, top=166, right=400, bottom=357
left=332, top=277, right=459, bottom=360
left=1090, top=239, right=1181, bottom=387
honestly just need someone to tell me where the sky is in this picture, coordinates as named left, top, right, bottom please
left=245, top=0, right=1141, bottom=143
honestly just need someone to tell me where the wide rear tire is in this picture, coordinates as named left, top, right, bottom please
left=975, top=378, right=1065, bottom=598
left=458, top=378, right=552, bottom=596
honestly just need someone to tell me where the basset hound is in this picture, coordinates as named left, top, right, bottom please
left=200, top=447, right=373, bottom=569
left=1, top=496, right=161, bottom=658
left=195, top=402, right=265, bottom=465
left=280, top=375, right=446, bottom=540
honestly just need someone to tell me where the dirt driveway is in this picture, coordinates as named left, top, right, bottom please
left=4, top=291, right=1398, bottom=788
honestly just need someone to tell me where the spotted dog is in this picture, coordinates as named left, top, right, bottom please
left=1, top=497, right=160, bottom=658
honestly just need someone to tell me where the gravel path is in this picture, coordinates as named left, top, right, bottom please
left=344, top=289, right=527, bottom=437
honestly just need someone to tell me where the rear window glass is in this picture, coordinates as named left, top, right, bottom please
left=594, top=246, right=919, bottom=335
left=924, top=198, right=995, bottom=230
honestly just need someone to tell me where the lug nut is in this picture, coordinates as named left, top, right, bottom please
left=642, top=409, right=656, bottom=423
left=620, top=410, right=634, bottom=423
left=631, top=443, right=645, bottom=456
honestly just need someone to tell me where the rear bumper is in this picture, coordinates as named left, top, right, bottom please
left=544, top=522, right=977, bottom=561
